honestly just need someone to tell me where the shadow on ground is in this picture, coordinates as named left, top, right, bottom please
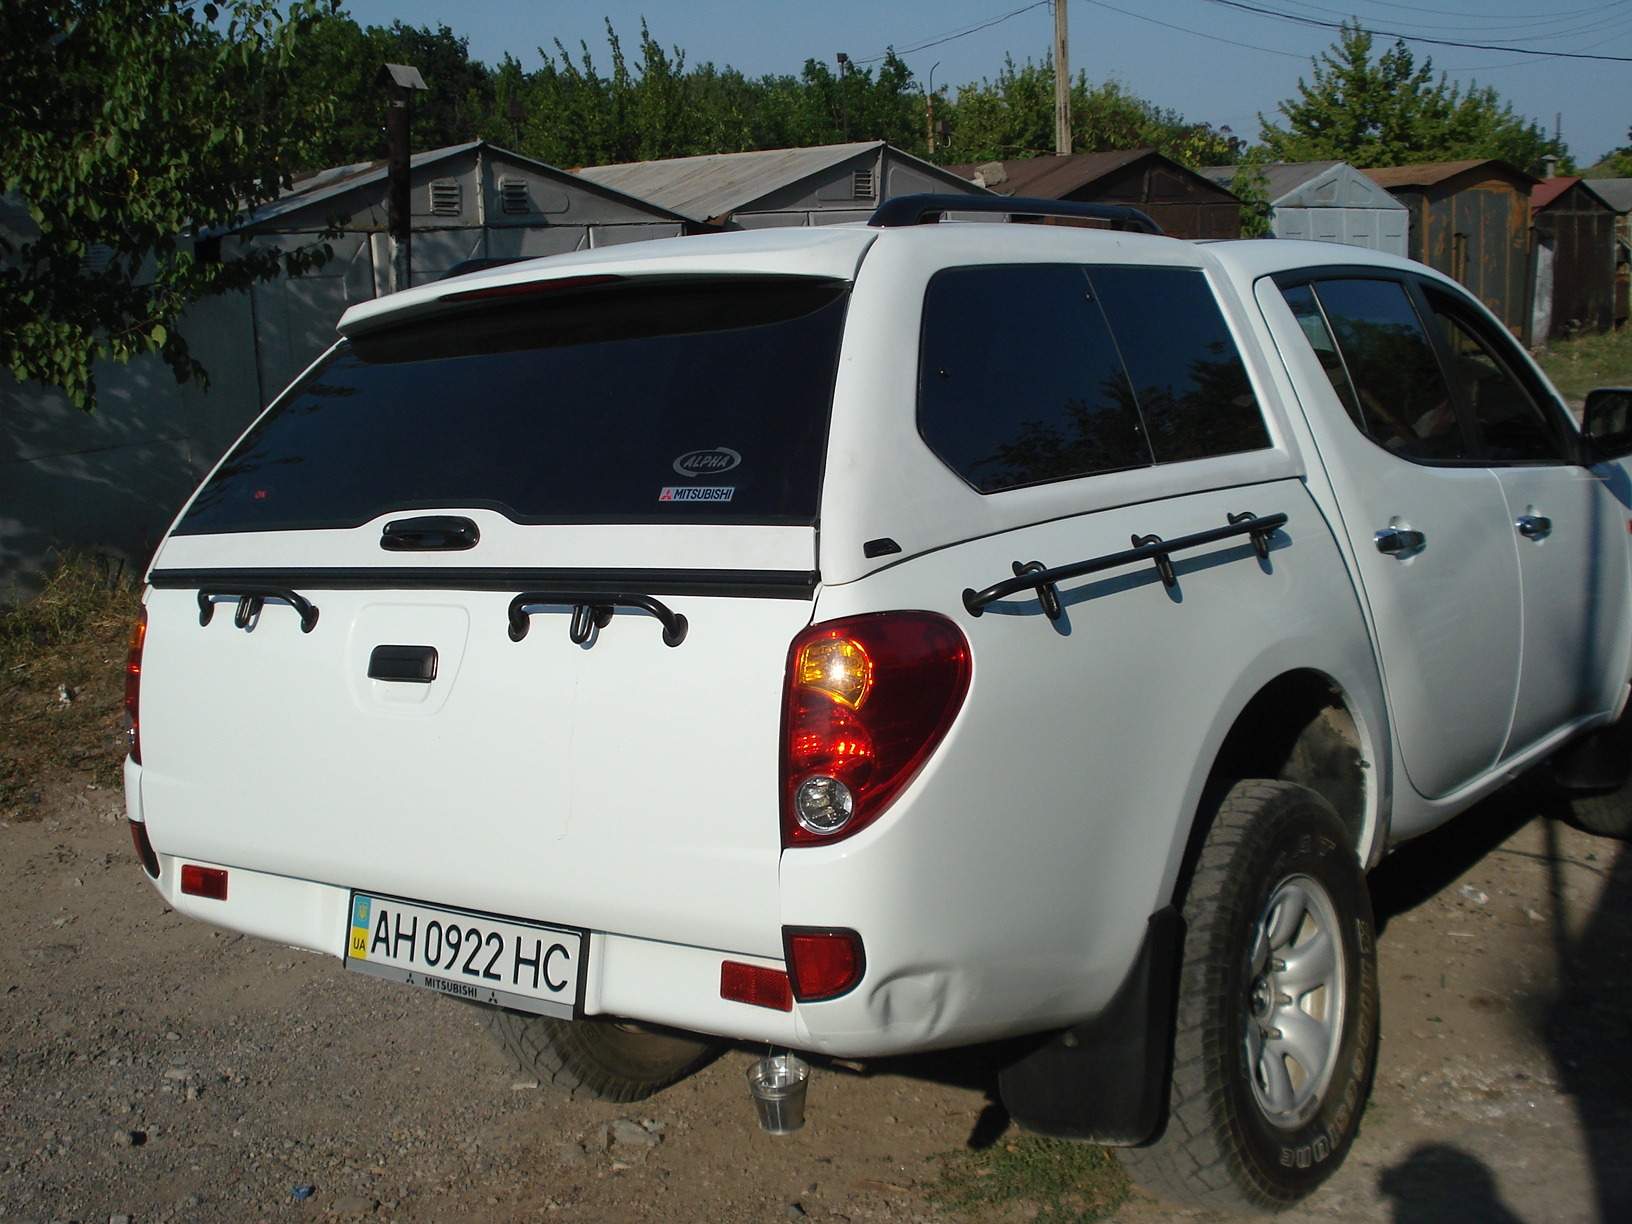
left=1370, top=778, right=1632, bottom=1223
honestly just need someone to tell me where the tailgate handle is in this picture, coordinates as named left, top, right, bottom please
left=367, top=644, right=439, bottom=683
left=380, top=516, right=480, bottom=551
left=508, top=592, right=688, bottom=647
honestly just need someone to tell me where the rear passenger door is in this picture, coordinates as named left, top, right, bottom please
left=1412, top=285, right=1632, bottom=758
left=1272, top=275, right=1522, bottom=800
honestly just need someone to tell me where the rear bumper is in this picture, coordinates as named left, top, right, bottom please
left=127, top=840, right=1112, bottom=1057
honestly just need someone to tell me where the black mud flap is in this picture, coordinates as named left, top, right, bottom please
left=998, top=906, right=1180, bottom=1145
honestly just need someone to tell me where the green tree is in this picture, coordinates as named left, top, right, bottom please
left=1258, top=21, right=1564, bottom=174
left=1585, top=127, right=1632, bottom=177
left=1, top=0, right=341, bottom=411
left=286, top=16, right=495, bottom=166
left=940, top=58, right=1235, bottom=167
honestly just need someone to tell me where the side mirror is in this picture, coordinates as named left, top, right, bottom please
left=1583, top=388, right=1632, bottom=459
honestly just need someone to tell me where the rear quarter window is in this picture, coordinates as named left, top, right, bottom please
left=917, top=263, right=1269, bottom=493
left=175, top=277, right=849, bottom=534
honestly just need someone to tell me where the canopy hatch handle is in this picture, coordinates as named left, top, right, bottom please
left=380, top=515, right=480, bottom=551
left=197, top=586, right=319, bottom=633
left=508, top=592, right=688, bottom=648
left=962, top=511, right=1288, bottom=619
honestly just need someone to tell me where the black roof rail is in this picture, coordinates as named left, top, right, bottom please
left=867, top=193, right=1164, bottom=235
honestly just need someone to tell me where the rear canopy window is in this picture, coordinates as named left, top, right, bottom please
left=175, top=277, right=848, bottom=534
left=918, top=263, right=1269, bottom=493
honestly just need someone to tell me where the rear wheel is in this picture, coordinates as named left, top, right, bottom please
left=1565, top=784, right=1632, bottom=839
left=485, top=1009, right=719, bottom=1102
left=1118, top=781, right=1378, bottom=1213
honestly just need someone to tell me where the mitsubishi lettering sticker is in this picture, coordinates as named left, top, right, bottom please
left=659, top=486, right=735, bottom=502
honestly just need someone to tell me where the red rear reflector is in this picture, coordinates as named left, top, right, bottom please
left=124, top=608, right=147, bottom=765
left=720, top=961, right=793, bottom=1011
left=180, top=864, right=228, bottom=901
left=128, top=820, right=160, bottom=879
left=784, top=929, right=865, bottom=1002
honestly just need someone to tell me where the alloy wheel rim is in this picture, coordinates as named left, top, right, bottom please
left=1243, top=873, right=1347, bottom=1129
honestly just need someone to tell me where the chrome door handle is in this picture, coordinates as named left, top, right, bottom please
left=1515, top=514, right=1552, bottom=539
left=1374, top=527, right=1426, bottom=555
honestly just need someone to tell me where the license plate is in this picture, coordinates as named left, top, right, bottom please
left=345, top=892, right=585, bottom=1018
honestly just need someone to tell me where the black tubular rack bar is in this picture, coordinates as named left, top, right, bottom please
left=508, top=591, right=688, bottom=647
left=962, top=512, right=1287, bottom=620
left=868, top=193, right=1164, bottom=235
left=197, top=585, right=320, bottom=633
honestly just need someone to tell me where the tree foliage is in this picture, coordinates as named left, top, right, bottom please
left=283, top=17, right=494, bottom=166
left=1, top=0, right=341, bottom=411
left=1586, top=127, right=1632, bottom=178
left=941, top=57, right=1236, bottom=167
left=1258, top=21, right=1565, bottom=174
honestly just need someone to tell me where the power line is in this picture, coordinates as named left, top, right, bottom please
left=1084, top=0, right=1310, bottom=59
left=1198, top=0, right=1632, bottom=62
left=852, top=0, right=1051, bottom=65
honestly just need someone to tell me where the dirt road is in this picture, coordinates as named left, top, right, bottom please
left=2, top=771, right=1628, bottom=1224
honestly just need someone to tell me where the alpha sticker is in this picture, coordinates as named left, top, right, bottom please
left=672, top=447, right=742, bottom=478
left=659, top=486, right=735, bottom=502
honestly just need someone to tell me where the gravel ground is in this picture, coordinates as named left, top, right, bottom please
left=2, top=771, right=1629, bottom=1224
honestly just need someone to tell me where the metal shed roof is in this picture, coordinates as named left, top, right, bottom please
left=1584, top=178, right=1632, bottom=214
left=1199, top=161, right=1404, bottom=210
left=1531, top=177, right=1619, bottom=212
left=232, top=141, right=694, bottom=232
left=1360, top=159, right=1536, bottom=190
left=944, top=149, right=1209, bottom=199
left=574, top=141, right=979, bottom=223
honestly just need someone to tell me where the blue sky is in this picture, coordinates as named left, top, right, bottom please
left=341, top=1, right=1632, bottom=166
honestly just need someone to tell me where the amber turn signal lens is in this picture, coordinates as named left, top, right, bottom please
left=796, top=636, right=873, bottom=709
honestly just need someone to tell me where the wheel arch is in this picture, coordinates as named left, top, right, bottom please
left=1160, top=664, right=1390, bottom=914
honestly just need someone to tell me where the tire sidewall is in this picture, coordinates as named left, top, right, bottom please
left=1210, top=793, right=1379, bottom=1201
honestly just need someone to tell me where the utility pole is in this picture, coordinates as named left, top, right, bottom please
left=926, top=62, right=940, bottom=156
left=837, top=52, right=850, bottom=141
left=377, top=63, right=428, bottom=294
left=1054, top=0, right=1071, bottom=155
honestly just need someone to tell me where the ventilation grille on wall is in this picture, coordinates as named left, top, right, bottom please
left=429, top=179, right=462, bottom=216
left=80, top=243, right=116, bottom=276
left=499, top=178, right=532, bottom=214
left=851, top=169, right=877, bottom=199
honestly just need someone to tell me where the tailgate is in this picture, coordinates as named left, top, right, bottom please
left=136, top=575, right=811, bottom=958
left=134, top=271, right=851, bottom=960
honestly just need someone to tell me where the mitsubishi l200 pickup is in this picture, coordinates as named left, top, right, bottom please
left=123, top=196, right=1632, bottom=1213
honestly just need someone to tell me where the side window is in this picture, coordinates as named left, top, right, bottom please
left=918, top=263, right=1272, bottom=494
left=1281, top=284, right=1365, bottom=431
left=1290, top=278, right=1469, bottom=462
left=1421, top=289, right=1564, bottom=463
left=1087, top=266, right=1270, bottom=463
left=918, top=264, right=1151, bottom=492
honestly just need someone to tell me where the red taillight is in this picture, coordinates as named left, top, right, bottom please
left=780, top=612, right=970, bottom=846
left=124, top=608, right=146, bottom=765
left=784, top=929, right=865, bottom=1001
left=180, top=864, right=229, bottom=901
left=720, top=961, right=793, bottom=1011
left=129, top=820, right=160, bottom=879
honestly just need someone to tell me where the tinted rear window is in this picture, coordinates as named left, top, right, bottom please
left=175, top=277, right=848, bottom=534
left=918, top=263, right=1269, bottom=493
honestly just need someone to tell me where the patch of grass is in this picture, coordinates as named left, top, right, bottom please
left=932, top=1134, right=1130, bottom=1223
left=1534, top=327, right=1632, bottom=403
left=0, top=556, right=140, bottom=819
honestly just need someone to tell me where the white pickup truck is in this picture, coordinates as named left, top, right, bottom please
left=121, top=195, right=1632, bottom=1213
